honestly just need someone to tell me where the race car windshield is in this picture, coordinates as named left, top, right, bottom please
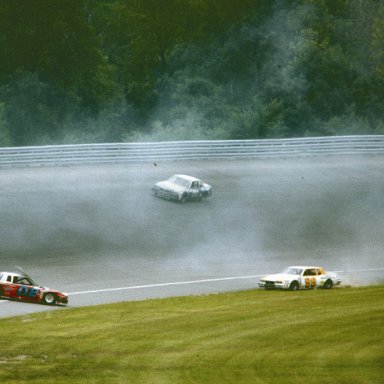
left=282, top=267, right=303, bottom=275
left=169, top=176, right=190, bottom=188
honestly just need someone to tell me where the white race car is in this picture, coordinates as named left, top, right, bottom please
left=258, top=266, right=341, bottom=291
left=152, top=174, right=212, bottom=203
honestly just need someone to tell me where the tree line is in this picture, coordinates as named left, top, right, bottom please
left=0, top=0, right=383, bottom=147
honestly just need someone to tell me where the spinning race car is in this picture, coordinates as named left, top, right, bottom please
left=152, top=174, right=212, bottom=203
left=0, top=267, right=68, bottom=305
left=258, top=266, right=341, bottom=291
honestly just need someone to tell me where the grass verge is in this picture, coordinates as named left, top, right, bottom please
left=0, top=286, right=383, bottom=384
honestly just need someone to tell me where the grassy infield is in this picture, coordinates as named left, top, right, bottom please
left=0, top=286, right=383, bottom=384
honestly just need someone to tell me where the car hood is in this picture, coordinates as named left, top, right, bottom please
left=261, top=273, right=297, bottom=281
left=202, top=183, right=212, bottom=190
left=40, top=286, right=67, bottom=296
left=155, top=181, right=185, bottom=193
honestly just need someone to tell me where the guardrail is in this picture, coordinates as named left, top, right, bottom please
left=0, top=135, right=383, bottom=167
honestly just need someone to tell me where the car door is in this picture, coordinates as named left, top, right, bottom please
left=316, top=268, right=328, bottom=287
left=301, top=268, right=320, bottom=289
left=189, top=181, right=201, bottom=199
left=15, top=277, right=41, bottom=302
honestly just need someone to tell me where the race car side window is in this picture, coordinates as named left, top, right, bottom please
left=17, top=277, right=33, bottom=285
left=7, top=275, right=12, bottom=282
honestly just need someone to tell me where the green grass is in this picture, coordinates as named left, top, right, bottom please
left=0, top=286, right=383, bottom=384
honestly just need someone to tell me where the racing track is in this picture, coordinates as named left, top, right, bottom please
left=1, top=155, right=384, bottom=318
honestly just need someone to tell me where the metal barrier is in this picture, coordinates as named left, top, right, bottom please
left=0, top=135, right=383, bottom=167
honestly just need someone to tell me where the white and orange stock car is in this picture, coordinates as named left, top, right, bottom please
left=258, top=266, right=341, bottom=291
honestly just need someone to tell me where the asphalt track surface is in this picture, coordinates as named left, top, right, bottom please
left=1, top=155, right=384, bottom=318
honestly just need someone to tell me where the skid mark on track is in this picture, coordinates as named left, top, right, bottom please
left=68, top=274, right=265, bottom=296
left=68, top=268, right=384, bottom=296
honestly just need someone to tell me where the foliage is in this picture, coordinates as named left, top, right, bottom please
left=0, top=102, right=10, bottom=146
left=0, top=286, right=383, bottom=383
left=0, top=0, right=383, bottom=146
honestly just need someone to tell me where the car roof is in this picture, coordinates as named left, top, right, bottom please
left=173, top=174, right=200, bottom=182
left=1, top=272, right=23, bottom=277
left=0, top=272, right=25, bottom=280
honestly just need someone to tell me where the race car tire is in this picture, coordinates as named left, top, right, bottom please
left=322, top=279, right=333, bottom=289
left=289, top=281, right=299, bottom=291
left=43, top=293, right=57, bottom=305
left=180, top=194, right=187, bottom=204
left=0, top=287, right=3, bottom=298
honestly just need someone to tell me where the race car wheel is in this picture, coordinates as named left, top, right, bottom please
left=323, top=280, right=333, bottom=289
left=43, top=293, right=57, bottom=305
left=180, top=194, right=187, bottom=204
left=289, top=281, right=299, bottom=291
left=0, top=287, right=3, bottom=298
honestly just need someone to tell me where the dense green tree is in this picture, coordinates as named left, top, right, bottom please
left=0, top=0, right=119, bottom=110
left=0, top=0, right=125, bottom=144
left=0, top=71, right=74, bottom=145
left=87, top=0, right=270, bottom=110
left=0, top=0, right=383, bottom=146
left=0, top=102, right=10, bottom=146
left=0, top=1, right=95, bottom=83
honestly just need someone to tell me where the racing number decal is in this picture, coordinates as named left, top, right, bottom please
left=305, top=277, right=316, bottom=288
left=16, top=286, right=39, bottom=298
